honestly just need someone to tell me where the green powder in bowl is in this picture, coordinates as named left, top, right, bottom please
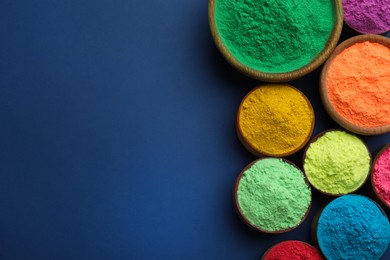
left=234, top=158, right=311, bottom=233
left=303, top=130, right=371, bottom=196
left=209, top=0, right=343, bottom=81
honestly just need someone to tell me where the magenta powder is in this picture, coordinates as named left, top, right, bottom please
left=373, top=145, right=390, bottom=206
left=342, top=0, right=390, bottom=34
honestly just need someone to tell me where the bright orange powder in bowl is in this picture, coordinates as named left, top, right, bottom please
left=326, top=41, right=390, bottom=129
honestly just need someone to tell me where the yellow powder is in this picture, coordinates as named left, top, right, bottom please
left=237, top=85, right=314, bottom=156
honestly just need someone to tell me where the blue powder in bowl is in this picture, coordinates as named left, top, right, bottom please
left=317, top=195, right=390, bottom=260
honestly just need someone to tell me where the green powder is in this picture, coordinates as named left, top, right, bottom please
left=215, top=0, right=335, bottom=73
left=237, top=158, right=311, bottom=231
left=304, top=131, right=370, bottom=195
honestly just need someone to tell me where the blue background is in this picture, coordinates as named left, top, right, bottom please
left=0, top=0, right=389, bottom=259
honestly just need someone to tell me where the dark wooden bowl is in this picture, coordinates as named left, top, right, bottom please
left=311, top=195, right=389, bottom=259
left=233, top=158, right=312, bottom=233
left=302, top=129, right=372, bottom=196
left=320, top=35, right=390, bottom=135
left=370, top=143, right=390, bottom=210
left=208, top=0, right=343, bottom=82
left=236, top=85, right=315, bottom=158
left=261, top=240, right=323, bottom=260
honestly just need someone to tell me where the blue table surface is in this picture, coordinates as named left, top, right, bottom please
left=0, top=1, right=389, bottom=259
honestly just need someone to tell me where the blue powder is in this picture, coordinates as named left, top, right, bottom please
left=317, top=195, right=390, bottom=260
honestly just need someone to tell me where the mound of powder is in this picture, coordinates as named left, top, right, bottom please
left=236, top=158, right=311, bottom=232
left=373, top=145, right=390, bottom=206
left=215, top=0, right=335, bottom=73
left=326, top=41, right=390, bottom=128
left=304, top=130, right=370, bottom=195
left=237, top=85, right=314, bottom=157
left=263, top=241, right=322, bottom=260
left=343, top=0, right=390, bottom=34
left=317, top=195, right=390, bottom=260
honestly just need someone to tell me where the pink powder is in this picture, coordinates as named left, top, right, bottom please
left=373, top=146, right=390, bottom=206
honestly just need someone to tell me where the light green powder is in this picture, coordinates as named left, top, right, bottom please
left=237, top=158, right=311, bottom=231
left=304, top=131, right=370, bottom=195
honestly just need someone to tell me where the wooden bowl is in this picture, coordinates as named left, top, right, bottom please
left=233, top=158, right=312, bottom=234
left=310, top=205, right=324, bottom=251
left=208, top=0, right=343, bottom=82
left=342, top=1, right=390, bottom=35
left=320, top=35, right=390, bottom=135
left=236, top=85, right=315, bottom=158
left=371, top=143, right=390, bottom=210
left=311, top=195, right=389, bottom=259
left=302, top=129, right=371, bottom=196
left=261, top=240, right=323, bottom=260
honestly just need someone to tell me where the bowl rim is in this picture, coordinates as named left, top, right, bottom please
left=320, top=34, right=390, bottom=135
left=236, top=84, right=315, bottom=158
left=208, top=0, right=343, bottom=82
left=233, top=157, right=312, bottom=234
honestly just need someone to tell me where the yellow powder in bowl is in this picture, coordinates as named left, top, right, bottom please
left=326, top=41, right=390, bottom=128
left=237, top=85, right=314, bottom=157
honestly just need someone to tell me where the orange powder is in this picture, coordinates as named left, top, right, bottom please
left=326, top=41, right=390, bottom=127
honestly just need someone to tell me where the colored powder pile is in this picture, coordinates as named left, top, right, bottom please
left=304, top=130, right=370, bottom=195
left=263, top=241, right=322, bottom=260
left=317, top=195, right=390, bottom=260
left=238, top=85, right=314, bottom=156
left=326, top=41, right=390, bottom=128
left=215, top=0, right=335, bottom=73
left=343, top=0, right=390, bottom=34
left=237, top=158, right=311, bottom=232
left=373, top=145, right=390, bottom=206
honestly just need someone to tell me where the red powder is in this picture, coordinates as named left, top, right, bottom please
left=263, top=241, right=322, bottom=260
left=373, top=146, right=390, bottom=206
